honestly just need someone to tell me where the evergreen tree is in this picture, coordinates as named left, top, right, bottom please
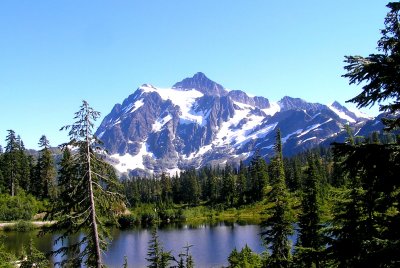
left=261, top=129, right=293, bottom=267
left=57, top=147, right=76, bottom=207
left=328, top=3, right=400, bottom=265
left=294, top=155, right=324, bottom=268
left=4, top=130, right=20, bottom=196
left=343, top=2, right=400, bottom=130
left=146, top=228, right=172, bottom=268
left=237, top=160, right=248, bottom=205
left=227, top=244, right=262, bottom=268
left=44, top=100, right=125, bottom=268
left=20, top=239, right=49, bottom=268
left=0, top=153, right=5, bottom=194
left=249, top=151, right=269, bottom=202
left=221, top=164, right=236, bottom=206
left=160, top=173, right=173, bottom=206
left=34, top=135, right=56, bottom=199
left=328, top=141, right=400, bottom=267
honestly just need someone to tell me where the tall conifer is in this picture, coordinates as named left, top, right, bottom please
left=44, top=100, right=125, bottom=267
left=261, top=129, right=293, bottom=267
left=294, top=155, right=323, bottom=267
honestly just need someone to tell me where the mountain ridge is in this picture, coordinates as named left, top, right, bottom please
left=95, top=73, right=380, bottom=176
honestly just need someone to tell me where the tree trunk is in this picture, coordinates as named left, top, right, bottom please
left=86, top=112, right=102, bottom=268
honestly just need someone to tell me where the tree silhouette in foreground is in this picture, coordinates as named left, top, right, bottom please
left=44, top=100, right=124, bottom=267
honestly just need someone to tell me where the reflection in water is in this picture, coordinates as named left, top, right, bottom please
left=2, top=222, right=296, bottom=267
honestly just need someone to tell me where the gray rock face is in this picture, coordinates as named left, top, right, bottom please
left=95, top=73, right=379, bottom=176
left=173, top=72, right=227, bottom=96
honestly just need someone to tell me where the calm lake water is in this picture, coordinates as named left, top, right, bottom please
left=2, top=222, right=297, bottom=267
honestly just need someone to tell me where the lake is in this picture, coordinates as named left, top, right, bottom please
left=2, top=222, right=297, bottom=267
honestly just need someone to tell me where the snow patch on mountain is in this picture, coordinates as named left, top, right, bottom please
left=262, top=102, right=281, bottom=116
left=297, top=119, right=333, bottom=138
left=213, top=101, right=267, bottom=147
left=123, top=99, right=144, bottom=114
left=111, top=141, right=154, bottom=173
left=141, top=85, right=205, bottom=125
left=328, top=104, right=356, bottom=123
left=152, top=114, right=173, bottom=132
left=348, top=107, right=373, bottom=119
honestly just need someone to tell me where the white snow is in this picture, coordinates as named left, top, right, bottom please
left=328, top=104, right=356, bottom=123
left=262, top=102, right=281, bottom=116
left=166, top=167, right=181, bottom=177
left=110, top=141, right=154, bottom=173
left=348, top=107, right=373, bottom=119
left=212, top=101, right=272, bottom=148
left=112, top=119, right=121, bottom=126
left=282, top=129, right=303, bottom=143
left=152, top=114, right=172, bottom=132
left=97, top=131, right=105, bottom=139
left=184, top=144, right=213, bottom=160
left=122, top=99, right=145, bottom=115
left=300, top=136, right=317, bottom=144
left=140, top=85, right=205, bottom=125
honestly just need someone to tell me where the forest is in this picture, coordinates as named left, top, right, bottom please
left=1, top=1, right=400, bottom=267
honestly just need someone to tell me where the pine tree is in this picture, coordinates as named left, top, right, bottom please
left=44, top=100, right=125, bottom=268
left=160, top=172, right=173, bottom=206
left=249, top=151, right=269, bottom=202
left=4, top=130, right=19, bottom=196
left=20, top=239, right=49, bottom=268
left=34, top=135, right=56, bottom=199
left=294, top=155, right=324, bottom=268
left=146, top=228, right=172, bottom=268
left=261, top=129, right=293, bottom=268
left=221, top=164, right=236, bottom=206
left=328, top=140, right=400, bottom=267
left=227, top=245, right=262, bottom=268
left=333, top=4, right=400, bottom=262
left=237, top=160, right=248, bottom=205
left=343, top=2, right=400, bottom=130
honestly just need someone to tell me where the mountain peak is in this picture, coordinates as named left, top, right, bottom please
left=172, top=72, right=228, bottom=96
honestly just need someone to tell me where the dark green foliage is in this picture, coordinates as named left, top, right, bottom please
left=19, top=239, right=49, bottom=268
left=294, top=156, right=324, bottom=268
left=261, top=129, right=293, bottom=267
left=44, top=100, right=125, bottom=268
left=227, top=244, right=262, bottom=268
left=176, top=243, right=194, bottom=268
left=33, top=135, right=56, bottom=200
left=0, top=192, right=39, bottom=221
left=146, top=228, right=172, bottom=268
left=118, top=214, right=137, bottom=228
left=249, top=151, right=269, bottom=202
left=0, top=235, right=15, bottom=268
left=343, top=2, right=400, bottom=130
left=327, top=141, right=400, bottom=267
left=221, top=164, right=237, bottom=206
left=2, top=130, right=32, bottom=197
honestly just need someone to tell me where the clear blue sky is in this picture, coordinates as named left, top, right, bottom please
left=0, top=1, right=388, bottom=150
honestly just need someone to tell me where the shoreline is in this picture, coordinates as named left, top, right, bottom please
left=0, top=221, right=56, bottom=230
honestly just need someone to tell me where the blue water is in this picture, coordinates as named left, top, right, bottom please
left=2, top=222, right=298, bottom=267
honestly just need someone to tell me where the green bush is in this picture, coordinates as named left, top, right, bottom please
left=118, top=214, right=137, bottom=228
left=0, top=192, right=40, bottom=221
left=15, top=221, right=35, bottom=232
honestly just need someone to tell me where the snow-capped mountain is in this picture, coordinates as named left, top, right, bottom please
left=95, top=72, right=378, bottom=176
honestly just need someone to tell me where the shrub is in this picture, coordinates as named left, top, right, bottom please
left=118, top=214, right=137, bottom=228
left=0, top=192, right=40, bottom=221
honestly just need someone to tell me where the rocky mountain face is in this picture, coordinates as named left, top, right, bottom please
left=95, top=72, right=377, bottom=176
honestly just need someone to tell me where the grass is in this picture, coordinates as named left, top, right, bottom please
left=127, top=201, right=273, bottom=226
